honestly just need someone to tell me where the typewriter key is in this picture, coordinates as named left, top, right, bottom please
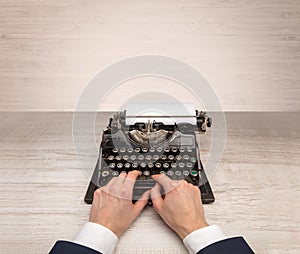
left=127, top=148, right=133, bottom=153
left=179, top=162, right=185, bottom=168
left=123, top=155, right=129, bottom=160
left=176, top=155, right=182, bottom=160
left=119, top=147, right=126, bottom=153
left=135, top=147, right=141, bottom=153
left=143, top=170, right=150, bottom=176
left=179, top=148, right=185, bottom=153
left=115, top=155, right=122, bottom=160
left=172, top=147, right=178, bottom=152
left=183, top=170, right=189, bottom=176
left=149, top=147, right=155, bottom=153
left=190, top=157, right=196, bottom=163
left=161, top=155, right=167, bottom=160
left=117, top=163, right=123, bottom=169
left=145, top=155, right=152, bottom=160
left=121, top=170, right=127, bottom=174
left=156, top=147, right=163, bottom=152
left=168, top=155, right=175, bottom=160
left=183, top=155, right=190, bottom=160
left=160, top=171, right=166, bottom=175
left=175, top=171, right=182, bottom=176
left=142, top=147, right=148, bottom=153
left=130, top=155, right=137, bottom=160
left=140, top=162, right=147, bottom=168
left=109, top=163, right=116, bottom=168
left=186, top=147, right=193, bottom=153
left=153, top=155, right=159, bottom=160
left=107, top=155, right=114, bottom=161
left=164, top=147, right=170, bottom=152
left=186, top=162, right=193, bottom=168
left=155, top=162, right=161, bottom=168
left=124, top=163, right=131, bottom=169
left=163, top=163, right=169, bottom=169
left=112, top=148, right=118, bottom=153
left=132, top=163, right=138, bottom=169
left=138, top=155, right=145, bottom=160
left=148, top=163, right=154, bottom=168
left=101, top=170, right=110, bottom=177
left=171, top=163, right=177, bottom=168
left=167, top=170, right=174, bottom=176
left=190, top=170, right=198, bottom=177
left=112, top=171, right=119, bottom=176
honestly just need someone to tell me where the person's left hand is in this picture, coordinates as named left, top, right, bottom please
left=89, top=171, right=150, bottom=237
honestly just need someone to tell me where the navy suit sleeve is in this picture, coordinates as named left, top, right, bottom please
left=197, top=237, right=254, bottom=254
left=49, top=241, right=102, bottom=254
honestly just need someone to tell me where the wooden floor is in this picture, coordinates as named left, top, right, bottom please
left=0, top=112, right=299, bottom=254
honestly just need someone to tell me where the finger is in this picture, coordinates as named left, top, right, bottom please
left=152, top=174, right=178, bottom=193
left=133, top=190, right=150, bottom=215
left=103, top=176, right=117, bottom=191
left=123, top=170, right=141, bottom=192
left=114, top=171, right=127, bottom=185
left=150, top=183, right=163, bottom=212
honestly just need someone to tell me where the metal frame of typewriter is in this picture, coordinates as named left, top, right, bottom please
left=84, top=110, right=215, bottom=204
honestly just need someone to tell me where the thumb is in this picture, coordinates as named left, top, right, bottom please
left=150, top=183, right=163, bottom=212
left=133, top=190, right=150, bottom=215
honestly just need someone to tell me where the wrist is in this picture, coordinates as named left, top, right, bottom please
left=177, top=221, right=209, bottom=239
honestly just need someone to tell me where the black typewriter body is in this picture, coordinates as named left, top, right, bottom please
left=84, top=110, right=215, bottom=204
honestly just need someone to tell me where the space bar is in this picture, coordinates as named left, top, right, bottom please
left=134, top=179, right=156, bottom=189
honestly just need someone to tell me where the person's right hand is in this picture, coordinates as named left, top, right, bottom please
left=150, top=174, right=209, bottom=239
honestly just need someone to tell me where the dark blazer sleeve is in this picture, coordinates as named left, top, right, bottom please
left=49, top=241, right=102, bottom=254
left=197, top=237, right=255, bottom=254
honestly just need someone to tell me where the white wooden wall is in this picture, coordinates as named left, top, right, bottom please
left=0, top=0, right=299, bottom=111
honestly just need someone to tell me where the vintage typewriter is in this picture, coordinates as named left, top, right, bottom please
left=84, top=104, right=215, bottom=204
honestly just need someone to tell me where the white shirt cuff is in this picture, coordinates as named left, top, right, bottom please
left=73, top=222, right=118, bottom=254
left=183, top=225, right=227, bottom=254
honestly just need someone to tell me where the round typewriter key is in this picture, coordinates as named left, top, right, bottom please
left=168, top=155, right=175, bottom=160
left=160, top=171, right=166, bottom=175
left=142, top=147, right=148, bottom=153
left=167, top=170, right=174, bottom=176
left=121, top=170, right=127, bottom=174
left=179, top=162, right=185, bottom=168
left=161, top=155, right=167, bottom=160
left=132, top=163, right=138, bottom=169
left=112, top=171, right=119, bottom=176
left=183, top=170, right=189, bottom=176
left=149, top=147, right=155, bottom=153
left=140, top=162, right=147, bottom=168
left=153, top=155, right=159, bottom=160
left=190, top=170, right=198, bottom=177
left=186, top=147, right=193, bottom=153
left=130, top=155, right=137, bottom=160
left=179, top=148, right=185, bottom=153
left=117, top=163, right=123, bottom=169
left=127, top=148, right=133, bottom=153
left=134, top=147, right=141, bottom=153
left=190, top=157, right=196, bottom=163
left=156, top=147, right=163, bottom=152
left=172, top=147, right=178, bottom=152
left=138, top=155, right=145, bottom=160
left=123, top=154, right=129, bottom=160
left=143, top=170, right=150, bottom=176
left=176, top=155, right=182, bottom=160
left=119, top=147, right=126, bottom=153
left=124, top=162, right=131, bottom=169
left=163, top=163, right=169, bottom=168
left=155, top=162, right=161, bottom=168
left=145, top=155, right=152, bottom=160
left=175, top=171, right=182, bottom=176
left=171, top=163, right=177, bottom=168
left=107, top=155, right=114, bottom=161
left=101, top=170, right=110, bottom=177
left=186, top=162, right=193, bottom=168
left=109, top=163, right=115, bottom=168
left=115, top=155, right=122, bottom=160
left=112, top=148, right=118, bottom=153
left=148, top=162, right=154, bottom=168
left=183, top=155, right=190, bottom=160
left=164, top=147, right=170, bottom=152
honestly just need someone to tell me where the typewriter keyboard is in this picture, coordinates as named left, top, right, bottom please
left=98, top=146, right=204, bottom=201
